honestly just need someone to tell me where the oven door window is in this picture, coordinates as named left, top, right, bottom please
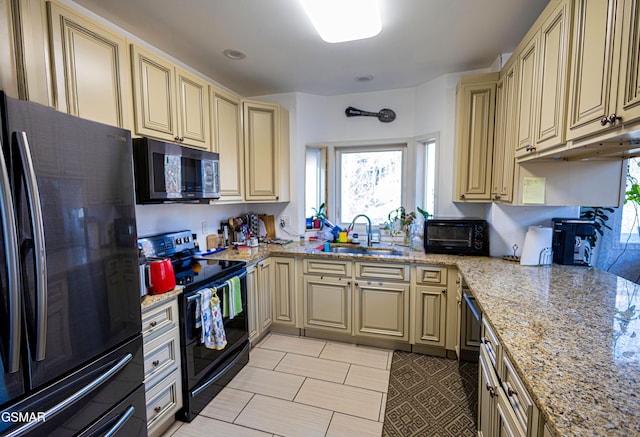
left=428, top=225, right=473, bottom=248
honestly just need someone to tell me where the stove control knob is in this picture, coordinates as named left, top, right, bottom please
left=175, top=238, right=182, bottom=244
left=184, top=236, right=190, bottom=243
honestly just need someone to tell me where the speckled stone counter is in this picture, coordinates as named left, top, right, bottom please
left=197, top=242, right=640, bottom=436
left=140, top=285, right=183, bottom=310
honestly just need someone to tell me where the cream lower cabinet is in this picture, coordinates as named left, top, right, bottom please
left=354, top=262, right=410, bottom=341
left=304, top=275, right=352, bottom=334
left=303, top=259, right=352, bottom=334
left=247, top=259, right=273, bottom=345
left=412, top=266, right=448, bottom=347
left=272, top=257, right=296, bottom=327
left=47, top=1, right=133, bottom=129
left=131, top=44, right=210, bottom=149
left=141, top=298, right=182, bottom=437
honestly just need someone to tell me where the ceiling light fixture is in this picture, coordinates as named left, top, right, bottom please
left=223, top=49, right=246, bottom=60
left=299, top=0, right=382, bottom=43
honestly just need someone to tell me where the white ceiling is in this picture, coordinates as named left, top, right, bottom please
left=72, top=0, right=550, bottom=97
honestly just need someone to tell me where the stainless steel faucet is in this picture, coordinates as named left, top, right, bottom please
left=348, top=214, right=373, bottom=247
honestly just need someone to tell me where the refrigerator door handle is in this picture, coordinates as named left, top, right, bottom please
left=103, top=405, right=136, bottom=437
left=14, top=132, right=47, bottom=362
left=0, top=142, right=21, bottom=373
left=4, top=353, right=133, bottom=437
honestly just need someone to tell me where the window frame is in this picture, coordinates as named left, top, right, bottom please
left=305, top=134, right=439, bottom=231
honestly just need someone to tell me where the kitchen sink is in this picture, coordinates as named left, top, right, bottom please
left=328, top=245, right=404, bottom=257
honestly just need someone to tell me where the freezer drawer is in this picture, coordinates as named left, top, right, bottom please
left=0, top=335, right=144, bottom=437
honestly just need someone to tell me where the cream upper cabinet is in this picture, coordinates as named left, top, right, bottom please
left=455, top=73, right=498, bottom=202
left=616, top=0, right=640, bottom=123
left=211, top=86, right=244, bottom=202
left=492, top=62, right=517, bottom=202
left=175, top=67, right=210, bottom=148
left=48, top=1, right=133, bottom=129
left=131, top=44, right=210, bottom=149
left=242, top=100, right=288, bottom=201
left=515, top=32, right=540, bottom=158
left=566, top=0, right=621, bottom=141
left=533, top=0, right=573, bottom=153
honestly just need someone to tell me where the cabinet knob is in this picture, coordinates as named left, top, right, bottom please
left=600, top=116, right=610, bottom=126
left=174, top=136, right=181, bottom=141
left=493, top=194, right=500, bottom=200
left=460, top=194, right=466, bottom=200
left=154, top=406, right=162, bottom=413
left=152, top=360, right=160, bottom=367
left=609, top=113, right=621, bottom=125
left=507, top=385, right=518, bottom=397
left=481, top=337, right=491, bottom=345
left=442, top=289, right=446, bottom=294
left=486, top=383, right=497, bottom=398
left=525, top=145, right=536, bottom=152
left=149, top=321, right=158, bottom=328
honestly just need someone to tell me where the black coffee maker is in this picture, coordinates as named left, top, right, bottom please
left=551, top=218, right=596, bottom=266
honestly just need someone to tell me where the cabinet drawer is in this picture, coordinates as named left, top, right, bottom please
left=143, top=329, right=180, bottom=388
left=304, top=259, right=351, bottom=276
left=481, top=316, right=501, bottom=370
left=145, top=368, right=182, bottom=431
left=415, top=266, right=447, bottom=285
left=142, top=299, right=178, bottom=342
left=355, top=262, right=409, bottom=281
left=502, top=354, right=534, bottom=433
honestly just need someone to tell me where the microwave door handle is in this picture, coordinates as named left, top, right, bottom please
left=0, top=142, right=22, bottom=373
left=15, top=132, right=47, bottom=361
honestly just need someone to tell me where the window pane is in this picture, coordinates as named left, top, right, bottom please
left=339, top=149, right=403, bottom=224
left=305, top=147, right=326, bottom=218
left=621, top=157, right=640, bottom=243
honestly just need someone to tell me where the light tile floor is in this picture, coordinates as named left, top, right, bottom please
left=163, top=333, right=392, bottom=437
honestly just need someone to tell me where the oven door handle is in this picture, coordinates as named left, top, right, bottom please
left=463, top=292, right=481, bottom=323
left=190, top=341, right=250, bottom=397
left=186, top=270, right=247, bottom=302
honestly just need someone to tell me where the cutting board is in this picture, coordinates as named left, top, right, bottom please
left=259, top=214, right=276, bottom=239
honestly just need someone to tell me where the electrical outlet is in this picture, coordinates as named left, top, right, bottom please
left=280, top=215, right=290, bottom=228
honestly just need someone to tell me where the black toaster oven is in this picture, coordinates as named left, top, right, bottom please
left=424, top=218, right=489, bottom=256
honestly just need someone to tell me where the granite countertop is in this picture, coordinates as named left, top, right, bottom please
left=197, top=241, right=640, bottom=435
left=141, top=285, right=184, bottom=310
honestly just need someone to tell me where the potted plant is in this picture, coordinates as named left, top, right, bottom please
left=625, top=168, right=640, bottom=236
left=311, top=202, right=326, bottom=229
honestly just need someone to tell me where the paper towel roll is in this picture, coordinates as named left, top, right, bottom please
left=520, top=226, right=553, bottom=266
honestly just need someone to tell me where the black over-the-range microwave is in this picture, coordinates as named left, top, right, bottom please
left=132, top=137, right=220, bottom=203
left=424, top=218, right=489, bottom=256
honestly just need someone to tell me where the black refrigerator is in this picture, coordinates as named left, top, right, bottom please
left=0, top=92, right=146, bottom=436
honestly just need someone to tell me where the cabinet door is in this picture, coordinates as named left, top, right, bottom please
left=272, top=257, right=296, bottom=326
left=617, top=0, right=640, bottom=123
left=478, top=346, right=497, bottom=437
left=48, top=2, right=132, bottom=129
left=414, top=285, right=446, bottom=346
left=175, top=67, right=209, bottom=149
left=211, top=87, right=244, bottom=201
left=243, top=100, right=280, bottom=201
left=131, top=44, right=177, bottom=141
left=533, top=0, right=572, bottom=152
left=258, top=259, right=273, bottom=332
left=455, top=74, right=497, bottom=201
left=496, top=388, right=526, bottom=437
left=566, top=0, right=620, bottom=141
left=355, top=282, right=409, bottom=341
left=304, top=275, right=351, bottom=334
left=515, top=32, right=540, bottom=158
left=246, top=263, right=260, bottom=343
left=492, top=63, right=516, bottom=202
